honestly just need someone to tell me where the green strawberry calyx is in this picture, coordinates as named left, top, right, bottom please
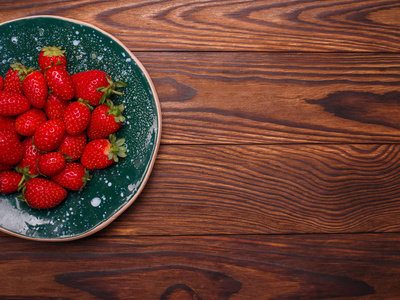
left=105, top=99, right=125, bottom=123
left=10, top=62, right=35, bottom=81
left=15, top=166, right=38, bottom=200
left=107, top=134, right=127, bottom=163
left=41, top=46, right=66, bottom=58
left=80, top=169, right=91, bottom=191
left=77, top=98, right=94, bottom=111
left=97, top=75, right=127, bottom=104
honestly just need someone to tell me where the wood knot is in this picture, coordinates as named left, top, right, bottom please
left=161, top=284, right=200, bottom=300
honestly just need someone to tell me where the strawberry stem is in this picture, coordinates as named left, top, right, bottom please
left=15, top=166, right=37, bottom=191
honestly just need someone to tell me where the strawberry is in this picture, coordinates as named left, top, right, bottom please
left=0, top=116, right=20, bottom=139
left=0, top=170, right=23, bottom=194
left=63, top=99, right=91, bottom=136
left=15, top=108, right=47, bottom=137
left=3, top=62, right=26, bottom=93
left=0, top=75, right=3, bottom=90
left=81, top=134, right=127, bottom=169
left=37, top=151, right=66, bottom=176
left=17, top=138, right=41, bottom=175
left=38, top=46, right=67, bottom=72
left=71, top=70, right=126, bottom=106
left=22, top=177, right=67, bottom=209
left=0, top=90, right=31, bottom=116
left=33, top=119, right=66, bottom=152
left=21, top=69, right=48, bottom=108
left=0, top=130, right=24, bottom=166
left=52, top=162, right=90, bottom=191
left=58, top=133, right=86, bottom=161
left=87, top=100, right=125, bottom=140
left=43, top=94, right=69, bottom=120
left=45, top=65, right=75, bottom=101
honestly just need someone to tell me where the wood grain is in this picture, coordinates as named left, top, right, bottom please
left=136, top=52, right=400, bottom=144
left=1, top=0, right=400, bottom=52
left=86, top=143, right=400, bottom=236
left=1, top=2, right=400, bottom=299
left=0, top=233, right=399, bottom=299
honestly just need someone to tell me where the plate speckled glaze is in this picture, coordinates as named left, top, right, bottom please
left=0, top=16, right=161, bottom=241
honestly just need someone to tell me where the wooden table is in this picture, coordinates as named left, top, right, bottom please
left=1, top=1, right=400, bottom=299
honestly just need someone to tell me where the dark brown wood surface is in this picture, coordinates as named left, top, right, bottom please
left=2, top=1, right=400, bottom=299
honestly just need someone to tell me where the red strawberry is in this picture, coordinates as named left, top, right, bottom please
left=52, top=162, right=90, bottom=191
left=87, top=100, right=125, bottom=140
left=37, top=151, right=66, bottom=176
left=0, top=116, right=20, bottom=139
left=71, top=70, right=126, bottom=106
left=17, top=138, right=41, bottom=175
left=22, top=177, right=67, bottom=209
left=0, top=75, right=3, bottom=90
left=0, top=90, right=31, bottom=116
left=38, top=46, right=67, bottom=72
left=3, top=62, right=26, bottom=93
left=45, top=65, right=75, bottom=101
left=15, top=108, right=47, bottom=137
left=0, top=170, right=23, bottom=194
left=63, top=100, right=91, bottom=136
left=43, top=94, right=69, bottom=120
left=33, top=119, right=66, bottom=152
left=58, top=133, right=86, bottom=161
left=81, top=134, right=127, bottom=169
left=21, top=70, right=48, bottom=108
left=0, top=130, right=24, bottom=165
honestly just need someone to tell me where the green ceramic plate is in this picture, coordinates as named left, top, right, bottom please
left=0, top=16, right=161, bottom=241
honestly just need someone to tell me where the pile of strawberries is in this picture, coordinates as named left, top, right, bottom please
left=0, top=46, right=127, bottom=209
